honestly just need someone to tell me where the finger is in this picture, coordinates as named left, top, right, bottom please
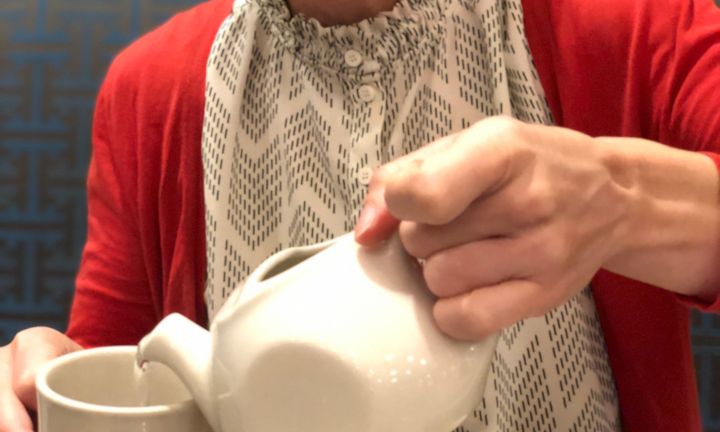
left=355, top=131, right=468, bottom=245
left=11, top=328, right=81, bottom=410
left=355, top=118, right=523, bottom=243
left=421, top=237, right=540, bottom=298
left=384, top=117, right=525, bottom=225
left=354, top=132, right=469, bottom=245
left=354, top=166, right=400, bottom=245
left=397, top=178, right=554, bottom=259
left=0, top=348, right=34, bottom=432
left=433, top=279, right=548, bottom=341
left=0, top=389, right=33, bottom=432
left=354, top=201, right=399, bottom=246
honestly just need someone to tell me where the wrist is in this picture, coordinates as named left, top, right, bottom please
left=593, top=136, right=641, bottom=268
left=594, top=136, right=720, bottom=296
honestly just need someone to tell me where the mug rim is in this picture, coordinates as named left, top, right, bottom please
left=36, top=345, right=197, bottom=416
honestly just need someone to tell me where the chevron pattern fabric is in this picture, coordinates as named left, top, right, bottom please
left=1, top=0, right=719, bottom=430
left=202, top=0, right=620, bottom=429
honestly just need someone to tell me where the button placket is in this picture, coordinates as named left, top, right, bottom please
left=343, top=50, right=385, bottom=187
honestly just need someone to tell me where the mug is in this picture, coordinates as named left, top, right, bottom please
left=35, top=346, right=212, bottom=432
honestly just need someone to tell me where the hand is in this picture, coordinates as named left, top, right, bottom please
left=355, top=116, right=633, bottom=340
left=0, top=327, right=82, bottom=431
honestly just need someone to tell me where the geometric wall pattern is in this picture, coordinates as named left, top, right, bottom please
left=0, top=0, right=195, bottom=343
left=0, top=0, right=719, bottom=430
left=692, top=311, right=720, bottom=431
left=0, top=0, right=197, bottom=338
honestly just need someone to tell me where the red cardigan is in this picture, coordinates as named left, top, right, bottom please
left=66, top=0, right=720, bottom=430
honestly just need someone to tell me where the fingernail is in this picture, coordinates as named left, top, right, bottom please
left=355, top=205, right=376, bottom=237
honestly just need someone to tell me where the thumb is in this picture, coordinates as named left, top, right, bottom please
left=11, top=327, right=81, bottom=411
left=354, top=132, right=462, bottom=245
left=0, top=348, right=34, bottom=432
left=354, top=166, right=400, bottom=246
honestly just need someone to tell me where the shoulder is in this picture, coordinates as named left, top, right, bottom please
left=521, top=0, right=686, bottom=70
left=521, top=0, right=698, bottom=73
left=521, top=0, right=689, bottom=134
left=89, top=0, right=235, bottom=204
left=99, top=0, right=234, bottom=112
left=521, top=0, right=686, bottom=31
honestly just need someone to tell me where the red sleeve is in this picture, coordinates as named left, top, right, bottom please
left=677, top=150, right=720, bottom=312
left=66, top=0, right=232, bottom=347
left=643, top=0, right=720, bottom=310
left=523, top=0, right=720, bottom=310
left=65, top=73, right=158, bottom=348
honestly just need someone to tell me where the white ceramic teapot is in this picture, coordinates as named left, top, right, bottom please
left=137, top=233, right=499, bottom=432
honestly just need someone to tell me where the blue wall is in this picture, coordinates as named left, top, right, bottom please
left=1, top=0, right=719, bottom=429
left=0, top=0, right=197, bottom=337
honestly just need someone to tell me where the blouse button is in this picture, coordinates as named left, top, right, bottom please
left=344, top=50, right=363, bottom=67
left=358, top=85, right=377, bottom=102
left=357, top=166, right=374, bottom=185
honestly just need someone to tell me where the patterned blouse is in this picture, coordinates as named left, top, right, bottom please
left=202, top=0, right=620, bottom=429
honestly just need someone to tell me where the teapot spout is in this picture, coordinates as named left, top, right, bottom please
left=137, top=313, right=220, bottom=431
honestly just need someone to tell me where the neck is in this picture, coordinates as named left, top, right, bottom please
left=286, top=0, right=399, bottom=26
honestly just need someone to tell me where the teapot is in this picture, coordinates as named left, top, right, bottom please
left=137, top=233, right=499, bottom=432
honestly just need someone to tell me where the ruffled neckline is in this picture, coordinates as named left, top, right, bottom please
left=251, top=0, right=444, bottom=69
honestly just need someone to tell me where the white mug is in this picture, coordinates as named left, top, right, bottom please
left=35, top=346, right=212, bottom=432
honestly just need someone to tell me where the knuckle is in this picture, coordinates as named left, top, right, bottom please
left=540, top=232, right=569, bottom=270
left=454, top=297, right=496, bottom=340
left=362, top=165, right=396, bottom=207
left=519, top=230, right=558, bottom=271
left=520, top=230, right=546, bottom=257
left=422, top=255, right=451, bottom=297
left=398, top=222, right=427, bottom=258
left=525, top=187, right=555, bottom=221
left=369, top=164, right=393, bottom=187
left=478, top=116, right=526, bottom=141
left=385, top=162, right=454, bottom=224
left=12, top=367, right=35, bottom=397
left=398, top=222, right=450, bottom=260
left=410, top=180, right=454, bottom=224
left=10, top=329, right=28, bottom=351
left=508, top=185, right=556, bottom=227
left=516, top=186, right=556, bottom=224
left=422, top=246, right=479, bottom=299
left=528, top=284, right=566, bottom=317
left=13, top=326, right=52, bottom=348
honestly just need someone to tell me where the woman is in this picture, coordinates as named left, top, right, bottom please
left=2, top=0, right=719, bottom=430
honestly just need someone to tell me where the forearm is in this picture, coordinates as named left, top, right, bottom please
left=600, top=137, right=720, bottom=300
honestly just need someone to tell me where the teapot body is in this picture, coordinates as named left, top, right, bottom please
left=209, top=233, right=498, bottom=432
